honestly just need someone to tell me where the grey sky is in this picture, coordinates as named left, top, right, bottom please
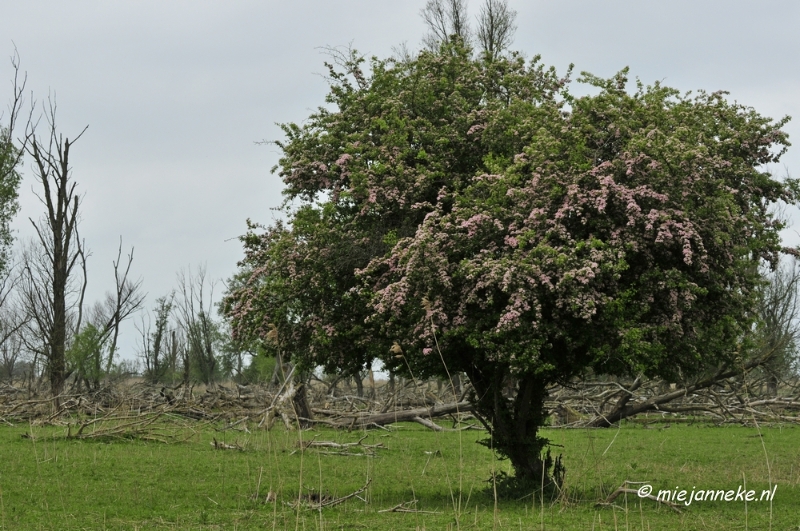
left=2, top=1, right=799, bottom=360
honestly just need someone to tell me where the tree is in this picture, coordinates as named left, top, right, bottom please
left=223, top=41, right=796, bottom=486
left=88, top=241, right=145, bottom=376
left=421, top=0, right=471, bottom=51
left=177, top=267, right=221, bottom=386
left=21, top=101, right=88, bottom=401
left=751, top=259, right=800, bottom=396
left=0, top=50, right=29, bottom=275
left=66, top=323, right=104, bottom=391
left=475, top=0, right=517, bottom=61
left=139, top=293, right=177, bottom=384
left=421, top=0, right=517, bottom=61
left=60, top=240, right=144, bottom=391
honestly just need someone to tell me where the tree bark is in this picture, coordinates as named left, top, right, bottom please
left=26, top=125, right=86, bottom=404
left=466, top=364, right=552, bottom=485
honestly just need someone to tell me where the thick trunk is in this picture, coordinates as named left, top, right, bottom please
left=292, top=380, right=313, bottom=428
left=50, top=226, right=67, bottom=403
left=466, top=365, right=554, bottom=486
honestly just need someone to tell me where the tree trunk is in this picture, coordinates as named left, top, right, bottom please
left=452, top=372, right=462, bottom=400
left=354, top=373, right=364, bottom=398
left=292, top=379, right=313, bottom=428
left=466, top=365, right=553, bottom=486
left=368, top=369, right=376, bottom=399
left=767, top=374, right=779, bottom=397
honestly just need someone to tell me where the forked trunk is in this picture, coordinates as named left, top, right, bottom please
left=467, top=365, right=557, bottom=487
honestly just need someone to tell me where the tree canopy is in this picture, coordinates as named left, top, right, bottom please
left=223, top=41, right=797, bottom=485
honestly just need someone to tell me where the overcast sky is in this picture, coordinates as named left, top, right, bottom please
left=2, top=1, right=799, bottom=360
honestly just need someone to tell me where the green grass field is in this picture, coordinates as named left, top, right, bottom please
left=0, top=418, right=798, bottom=530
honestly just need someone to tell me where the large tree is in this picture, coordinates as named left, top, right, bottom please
left=223, top=42, right=796, bottom=485
left=20, top=102, right=88, bottom=401
left=0, top=51, right=28, bottom=275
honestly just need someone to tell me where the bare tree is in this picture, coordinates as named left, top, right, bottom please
left=176, top=266, right=220, bottom=386
left=421, top=0, right=471, bottom=50
left=21, top=101, right=88, bottom=401
left=753, top=259, right=800, bottom=396
left=64, top=240, right=144, bottom=390
left=0, top=278, right=25, bottom=382
left=138, top=293, right=176, bottom=384
left=475, top=0, right=517, bottom=60
left=91, top=239, right=145, bottom=373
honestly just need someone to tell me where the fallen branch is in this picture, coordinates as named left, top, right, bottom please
left=378, top=500, right=438, bottom=514
left=288, top=478, right=372, bottom=509
left=332, top=401, right=472, bottom=429
left=299, top=435, right=384, bottom=450
left=211, top=437, right=246, bottom=451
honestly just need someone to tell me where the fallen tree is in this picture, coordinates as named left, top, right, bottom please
left=328, top=400, right=472, bottom=429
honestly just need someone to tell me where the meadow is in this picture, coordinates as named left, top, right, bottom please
left=0, top=416, right=798, bottom=530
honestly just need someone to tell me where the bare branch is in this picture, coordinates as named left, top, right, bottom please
left=475, top=0, right=517, bottom=60
left=421, top=0, right=471, bottom=50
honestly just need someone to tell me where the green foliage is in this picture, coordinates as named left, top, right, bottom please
left=185, top=311, right=223, bottom=385
left=240, top=353, right=277, bottom=384
left=223, top=41, right=797, bottom=483
left=216, top=326, right=259, bottom=383
left=67, top=324, right=106, bottom=390
left=142, top=294, right=179, bottom=384
left=0, top=131, right=21, bottom=273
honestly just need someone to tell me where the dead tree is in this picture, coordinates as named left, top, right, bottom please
left=176, top=266, right=219, bottom=386
left=89, top=239, right=145, bottom=376
left=475, top=0, right=517, bottom=60
left=421, top=0, right=471, bottom=50
left=22, top=100, right=88, bottom=401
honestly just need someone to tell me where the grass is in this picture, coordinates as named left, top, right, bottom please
left=0, top=418, right=799, bottom=529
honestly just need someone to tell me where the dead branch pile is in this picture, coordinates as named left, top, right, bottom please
left=548, top=369, right=800, bottom=428
left=3, top=356, right=800, bottom=436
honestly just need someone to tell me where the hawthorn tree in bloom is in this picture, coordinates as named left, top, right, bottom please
left=223, top=41, right=797, bottom=485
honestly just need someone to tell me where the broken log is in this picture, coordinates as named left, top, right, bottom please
left=332, top=401, right=472, bottom=429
